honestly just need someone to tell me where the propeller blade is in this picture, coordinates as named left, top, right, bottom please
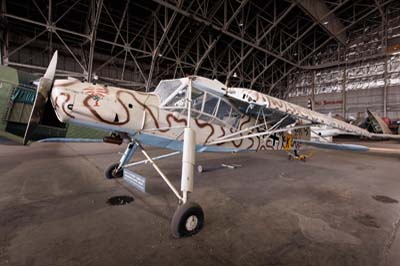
left=23, top=51, right=58, bottom=145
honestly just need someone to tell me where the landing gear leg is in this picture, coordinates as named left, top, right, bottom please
left=105, top=141, right=138, bottom=179
left=171, top=127, right=204, bottom=238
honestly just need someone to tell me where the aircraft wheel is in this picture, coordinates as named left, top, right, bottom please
left=105, top=163, right=123, bottom=179
left=171, top=202, right=204, bottom=238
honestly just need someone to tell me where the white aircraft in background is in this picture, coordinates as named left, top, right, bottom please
left=20, top=52, right=400, bottom=238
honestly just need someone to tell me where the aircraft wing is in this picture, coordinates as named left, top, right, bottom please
left=225, top=87, right=400, bottom=140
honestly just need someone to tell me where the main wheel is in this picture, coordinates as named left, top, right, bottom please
left=104, top=163, right=123, bottom=179
left=171, top=202, right=204, bottom=238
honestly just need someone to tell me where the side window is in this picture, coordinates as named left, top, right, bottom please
left=165, top=86, right=186, bottom=108
left=216, top=100, right=231, bottom=121
left=203, top=93, right=219, bottom=116
left=229, top=109, right=241, bottom=129
left=154, top=80, right=183, bottom=104
left=191, top=87, right=205, bottom=112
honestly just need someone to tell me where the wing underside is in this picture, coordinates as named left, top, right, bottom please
left=226, top=87, right=400, bottom=141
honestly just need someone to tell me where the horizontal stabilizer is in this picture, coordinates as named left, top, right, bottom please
left=295, top=139, right=369, bottom=152
left=295, top=139, right=400, bottom=155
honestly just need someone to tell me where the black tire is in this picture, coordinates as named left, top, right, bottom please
left=104, top=163, right=123, bottom=179
left=171, top=202, right=204, bottom=238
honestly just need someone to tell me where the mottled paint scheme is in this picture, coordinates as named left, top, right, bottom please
left=51, top=78, right=289, bottom=151
left=227, top=88, right=371, bottom=137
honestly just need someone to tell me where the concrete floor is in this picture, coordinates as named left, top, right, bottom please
left=1, top=138, right=400, bottom=266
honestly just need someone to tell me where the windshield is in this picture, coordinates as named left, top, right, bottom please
left=154, top=79, right=183, bottom=104
left=157, top=81, right=240, bottom=129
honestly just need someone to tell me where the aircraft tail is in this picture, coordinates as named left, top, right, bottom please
left=23, top=51, right=58, bottom=145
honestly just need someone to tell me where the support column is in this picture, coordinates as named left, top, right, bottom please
left=382, top=9, right=388, bottom=117
left=87, top=0, right=103, bottom=82
left=342, top=66, right=347, bottom=118
left=311, top=70, right=315, bottom=110
left=48, top=0, right=53, bottom=61
left=383, top=57, right=388, bottom=117
left=0, top=0, right=7, bottom=65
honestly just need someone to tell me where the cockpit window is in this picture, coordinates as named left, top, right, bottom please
left=164, top=86, right=186, bottom=108
left=158, top=81, right=240, bottom=129
left=203, top=94, right=219, bottom=116
left=192, top=88, right=205, bottom=112
left=154, top=79, right=183, bottom=103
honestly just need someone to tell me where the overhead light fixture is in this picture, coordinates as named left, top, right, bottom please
left=158, top=53, right=163, bottom=57
left=239, top=22, right=244, bottom=27
left=233, top=72, right=238, bottom=78
left=323, top=21, right=329, bottom=25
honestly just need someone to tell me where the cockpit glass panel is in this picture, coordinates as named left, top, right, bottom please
left=192, top=87, right=205, bottom=112
left=203, top=93, right=219, bottom=116
left=229, top=108, right=241, bottom=129
left=216, top=100, right=231, bottom=121
left=154, top=80, right=182, bottom=103
left=164, top=86, right=187, bottom=108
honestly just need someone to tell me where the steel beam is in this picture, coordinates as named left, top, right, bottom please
left=152, top=0, right=299, bottom=68
left=297, top=0, right=347, bottom=45
left=87, top=0, right=103, bottom=82
left=146, top=1, right=182, bottom=91
left=251, top=0, right=353, bottom=90
left=226, top=2, right=296, bottom=83
left=270, top=0, right=395, bottom=94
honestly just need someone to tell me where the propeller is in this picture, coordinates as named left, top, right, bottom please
left=23, top=51, right=58, bottom=145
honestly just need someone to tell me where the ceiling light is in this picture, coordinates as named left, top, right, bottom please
left=233, top=72, right=238, bottom=78
left=323, top=21, right=329, bottom=25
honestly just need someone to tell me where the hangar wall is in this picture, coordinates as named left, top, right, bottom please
left=287, top=17, right=400, bottom=120
left=289, top=85, right=400, bottom=119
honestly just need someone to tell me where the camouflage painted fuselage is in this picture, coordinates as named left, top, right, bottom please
left=51, top=78, right=295, bottom=152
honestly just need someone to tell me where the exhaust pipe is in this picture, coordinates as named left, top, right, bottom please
left=103, top=135, right=123, bottom=145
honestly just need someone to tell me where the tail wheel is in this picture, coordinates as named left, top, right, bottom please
left=105, top=163, right=123, bottom=179
left=171, top=202, right=204, bottom=238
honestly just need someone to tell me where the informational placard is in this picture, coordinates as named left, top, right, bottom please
left=123, top=169, right=146, bottom=193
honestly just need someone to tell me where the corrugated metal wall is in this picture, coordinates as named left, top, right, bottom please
left=289, top=85, right=400, bottom=119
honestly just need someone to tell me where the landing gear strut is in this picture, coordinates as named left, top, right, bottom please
left=107, top=78, right=204, bottom=238
left=104, top=163, right=123, bottom=179
left=104, top=142, right=138, bottom=179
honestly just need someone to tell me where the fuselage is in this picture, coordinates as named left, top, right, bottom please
left=50, top=77, right=291, bottom=152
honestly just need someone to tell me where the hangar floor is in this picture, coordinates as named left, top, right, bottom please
left=1, top=139, right=400, bottom=266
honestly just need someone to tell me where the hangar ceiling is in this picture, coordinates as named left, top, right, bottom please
left=1, top=0, right=400, bottom=94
